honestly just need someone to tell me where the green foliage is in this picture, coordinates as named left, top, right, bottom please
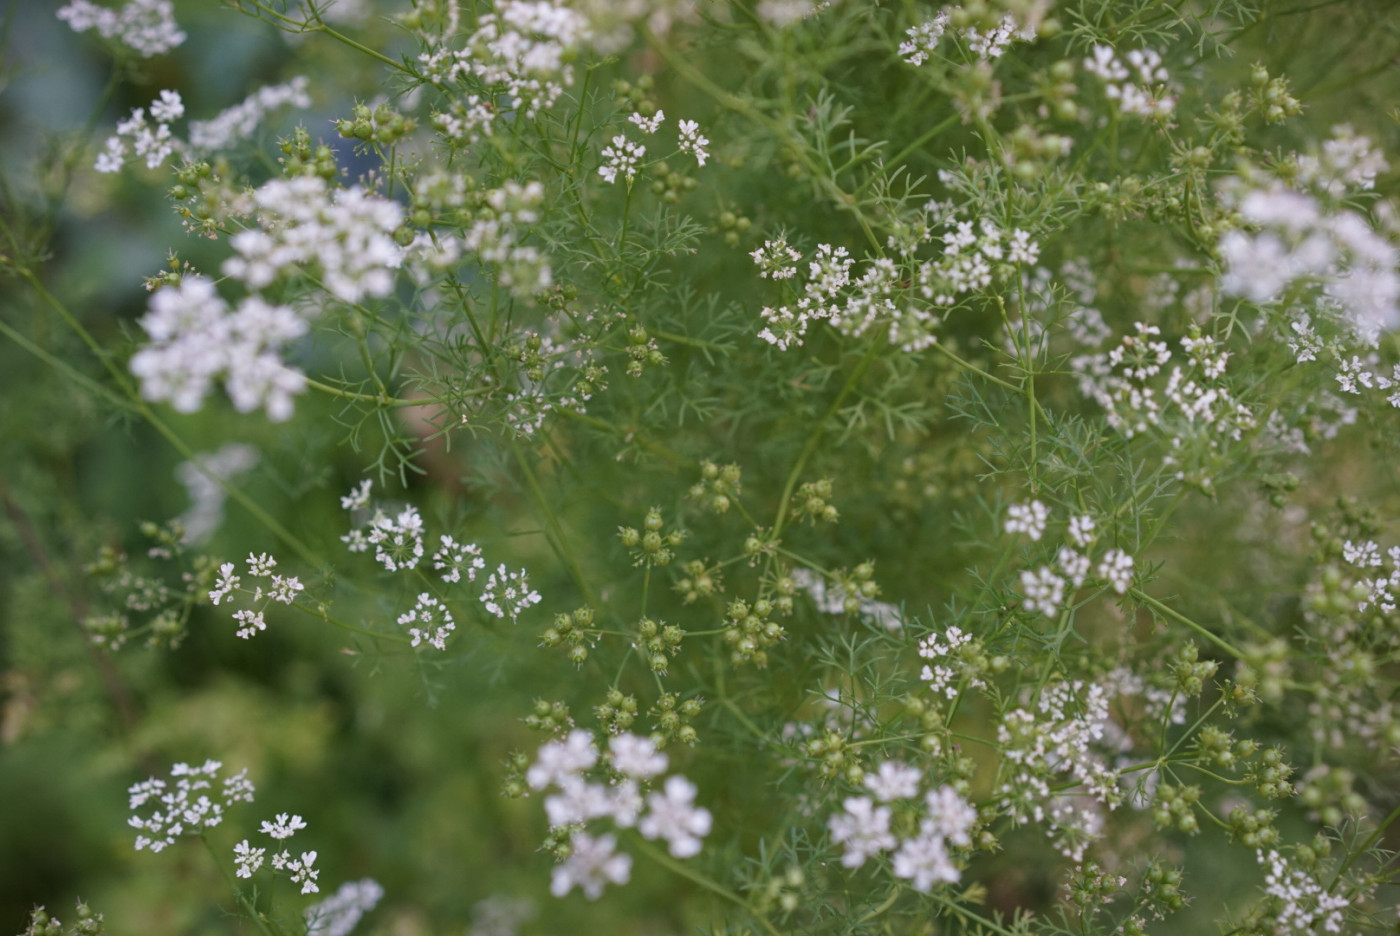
left=5, top=0, right=1400, bottom=934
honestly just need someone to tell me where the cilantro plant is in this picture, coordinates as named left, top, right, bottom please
left=4, top=0, right=1400, bottom=934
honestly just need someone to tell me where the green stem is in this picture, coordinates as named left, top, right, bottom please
left=626, top=834, right=782, bottom=936
left=773, top=335, right=882, bottom=536
left=1333, top=799, right=1400, bottom=885
left=18, top=270, right=325, bottom=571
left=932, top=341, right=1050, bottom=423
left=928, top=891, right=1017, bottom=936
left=508, top=437, right=597, bottom=607
left=200, top=835, right=283, bottom=936
left=290, top=599, right=411, bottom=644
left=1130, top=588, right=1249, bottom=660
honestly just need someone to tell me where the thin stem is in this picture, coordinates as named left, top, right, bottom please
left=773, top=335, right=882, bottom=536
left=17, top=270, right=326, bottom=571
left=200, top=836, right=283, bottom=936
left=626, top=834, right=783, bottom=936
left=932, top=341, right=1051, bottom=423
left=508, top=436, right=597, bottom=607
left=1130, top=588, right=1249, bottom=660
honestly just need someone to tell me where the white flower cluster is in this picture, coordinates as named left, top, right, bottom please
left=917, top=625, right=985, bottom=698
left=304, top=879, right=384, bottom=936
left=58, top=0, right=184, bottom=58
left=918, top=213, right=1040, bottom=304
left=1083, top=45, right=1175, bottom=118
left=434, top=535, right=485, bottom=584
left=1072, top=325, right=1256, bottom=487
left=792, top=568, right=905, bottom=632
left=225, top=176, right=405, bottom=305
left=461, top=180, right=552, bottom=296
left=233, top=812, right=322, bottom=894
left=209, top=551, right=304, bottom=639
left=338, top=481, right=543, bottom=643
left=187, top=77, right=312, bottom=154
left=174, top=443, right=259, bottom=545
left=95, top=90, right=184, bottom=173
left=131, top=277, right=309, bottom=421
left=527, top=730, right=712, bottom=900
left=755, top=0, right=815, bottom=26
left=628, top=110, right=664, bottom=134
left=1340, top=538, right=1400, bottom=617
left=898, top=13, right=949, bottom=66
left=95, top=80, right=312, bottom=173
left=677, top=119, right=709, bottom=167
left=127, top=759, right=255, bottom=852
left=420, top=0, right=589, bottom=122
left=827, top=763, right=976, bottom=891
left=756, top=242, right=951, bottom=353
left=750, top=238, right=803, bottom=280
left=480, top=564, right=544, bottom=620
left=129, top=174, right=405, bottom=422
left=996, top=679, right=1122, bottom=861
left=598, top=133, right=646, bottom=185
left=1294, top=123, right=1390, bottom=198
left=899, top=7, right=1036, bottom=65
left=1258, top=849, right=1348, bottom=935
left=1003, top=500, right=1049, bottom=541
left=1003, top=502, right=1135, bottom=617
left=1219, top=145, right=1398, bottom=352
left=357, top=506, right=425, bottom=571
left=398, top=593, right=455, bottom=650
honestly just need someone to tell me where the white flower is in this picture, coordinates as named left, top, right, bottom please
left=273, top=849, right=320, bottom=895
left=922, top=785, right=977, bottom=846
left=1057, top=547, right=1090, bottom=588
left=899, top=14, right=949, bottom=66
left=827, top=796, right=895, bottom=868
left=527, top=729, right=598, bottom=790
left=175, top=443, right=259, bottom=546
left=304, top=879, right=384, bottom=936
left=480, top=564, right=542, bottom=619
left=210, top=562, right=240, bottom=605
left=148, top=89, right=184, bottom=123
left=59, top=0, right=186, bottom=57
left=233, top=609, right=267, bottom=640
left=128, top=760, right=251, bottom=853
left=544, top=777, right=616, bottom=828
left=1067, top=515, right=1097, bottom=548
left=397, top=593, right=456, bottom=651
left=750, top=238, right=803, bottom=280
left=433, top=535, right=485, bottom=583
left=598, top=134, right=645, bottom=184
left=223, top=768, right=256, bottom=803
left=1004, top=500, right=1049, bottom=541
left=188, top=77, right=311, bottom=154
left=891, top=831, right=958, bottom=890
left=233, top=840, right=265, bottom=878
left=628, top=110, right=664, bottom=134
left=247, top=553, right=277, bottom=576
left=677, top=119, right=709, bottom=167
left=864, top=761, right=922, bottom=801
left=608, top=733, right=668, bottom=779
left=340, top=479, right=372, bottom=511
left=367, top=507, right=425, bottom=572
left=1020, top=566, right=1065, bottom=617
left=269, top=575, right=303, bottom=605
left=260, top=812, right=308, bottom=840
left=1096, top=549, right=1135, bottom=594
left=222, top=176, right=404, bottom=305
left=639, top=775, right=713, bottom=858
left=550, top=832, right=632, bottom=900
